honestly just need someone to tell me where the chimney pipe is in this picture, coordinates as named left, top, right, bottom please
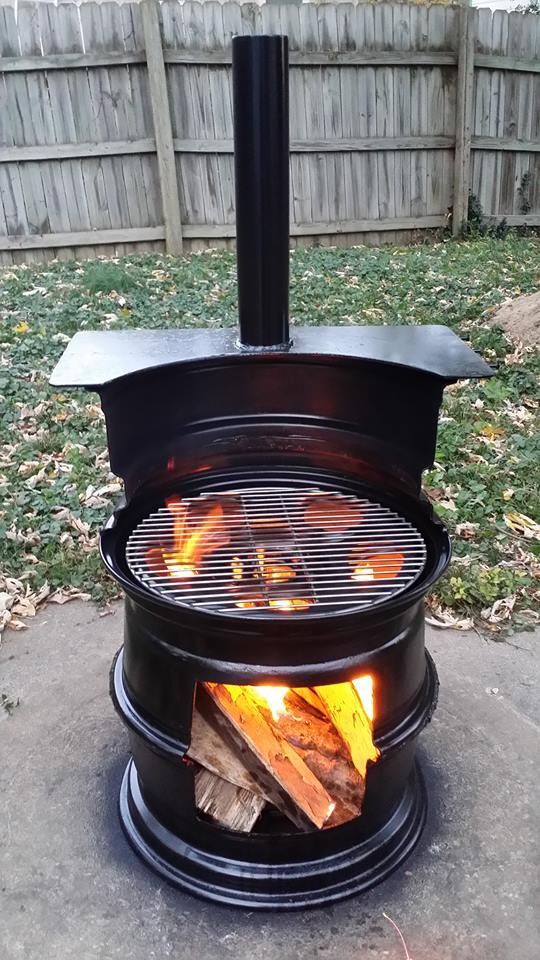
left=232, top=35, right=290, bottom=349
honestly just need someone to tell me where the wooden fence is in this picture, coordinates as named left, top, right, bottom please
left=0, top=1, right=539, bottom=263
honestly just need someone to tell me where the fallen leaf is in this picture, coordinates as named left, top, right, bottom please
left=480, top=425, right=506, bottom=439
left=426, top=603, right=473, bottom=631
left=504, top=512, right=540, bottom=540
left=455, top=522, right=479, bottom=539
left=481, top=596, right=516, bottom=624
left=48, top=588, right=91, bottom=605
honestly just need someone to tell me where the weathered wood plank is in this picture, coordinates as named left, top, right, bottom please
left=13, top=134, right=540, bottom=165
left=3, top=48, right=540, bottom=75
left=193, top=768, right=265, bottom=833
left=0, top=51, right=146, bottom=72
left=453, top=3, right=475, bottom=235
left=300, top=3, right=329, bottom=226
left=475, top=53, right=540, bottom=74
left=0, top=216, right=451, bottom=251
left=141, top=0, right=183, bottom=254
left=393, top=3, right=412, bottom=221
left=426, top=5, right=449, bottom=218
left=0, top=226, right=165, bottom=250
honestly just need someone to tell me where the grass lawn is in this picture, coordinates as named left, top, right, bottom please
left=0, top=236, right=539, bottom=636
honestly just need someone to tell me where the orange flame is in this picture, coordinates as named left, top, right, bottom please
left=352, top=675, right=375, bottom=723
left=253, top=685, right=289, bottom=721
left=161, top=496, right=226, bottom=579
left=351, top=551, right=405, bottom=582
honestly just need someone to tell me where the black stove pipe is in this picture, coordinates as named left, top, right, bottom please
left=232, top=35, right=290, bottom=349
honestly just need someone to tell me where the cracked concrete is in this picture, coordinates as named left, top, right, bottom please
left=1, top=601, right=539, bottom=960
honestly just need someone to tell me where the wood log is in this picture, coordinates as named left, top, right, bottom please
left=188, top=695, right=268, bottom=799
left=275, top=691, right=365, bottom=825
left=194, top=688, right=306, bottom=830
left=205, top=683, right=336, bottom=830
left=191, top=687, right=364, bottom=828
left=293, top=687, right=328, bottom=716
left=193, top=767, right=266, bottom=833
left=314, top=683, right=380, bottom=780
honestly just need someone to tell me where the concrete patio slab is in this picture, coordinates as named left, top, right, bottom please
left=1, top=602, right=538, bottom=960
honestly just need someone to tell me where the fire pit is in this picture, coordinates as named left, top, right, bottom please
left=50, top=35, right=493, bottom=908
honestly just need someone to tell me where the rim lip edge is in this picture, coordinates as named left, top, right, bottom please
left=100, top=468, right=451, bottom=629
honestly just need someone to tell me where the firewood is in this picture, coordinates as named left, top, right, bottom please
left=314, top=683, right=380, bottom=779
left=293, top=687, right=327, bottom=716
left=194, top=767, right=266, bottom=833
left=205, top=683, right=336, bottom=830
left=275, top=691, right=365, bottom=825
left=188, top=696, right=268, bottom=799
left=192, top=687, right=364, bottom=828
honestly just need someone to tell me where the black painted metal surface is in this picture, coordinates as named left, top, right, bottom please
left=50, top=325, right=493, bottom=387
left=233, top=35, right=290, bottom=348
left=105, top=465, right=442, bottom=907
left=118, top=752, right=428, bottom=909
left=50, top=327, right=493, bottom=498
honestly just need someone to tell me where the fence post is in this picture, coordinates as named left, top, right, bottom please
left=453, top=1, right=474, bottom=236
left=141, top=0, right=183, bottom=255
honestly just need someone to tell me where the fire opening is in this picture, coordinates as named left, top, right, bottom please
left=188, top=675, right=379, bottom=835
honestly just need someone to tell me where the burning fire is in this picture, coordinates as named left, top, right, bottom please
left=231, top=546, right=309, bottom=611
left=256, top=548, right=296, bottom=584
left=351, top=551, right=405, bottom=582
left=352, top=675, right=375, bottom=722
left=232, top=556, right=243, bottom=580
left=159, top=496, right=227, bottom=579
left=253, top=685, right=289, bottom=721
left=253, top=676, right=375, bottom=725
left=268, top=598, right=311, bottom=612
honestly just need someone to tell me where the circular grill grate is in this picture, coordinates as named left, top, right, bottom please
left=125, top=486, right=427, bottom=616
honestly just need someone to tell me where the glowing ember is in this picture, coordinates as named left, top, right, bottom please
left=268, top=598, right=312, bottom=612
left=351, top=551, right=405, bottom=582
left=155, top=497, right=227, bottom=580
left=231, top=556, right=243, bottom=580
left=304, top=495, right=363, bottom=532
left=250, top=517, right=287, bottom=530
left=352, top=675, right=375, bottom=723
left=256, top=548, right=296, bottom=584
left=253, top=685, right=289, bottom=721
left=162, top=555, right=198, bottom=579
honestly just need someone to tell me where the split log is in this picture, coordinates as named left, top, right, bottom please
left=194, top=767, right=266, bottom=833
left=205, top=682, right=336, bottom=830
left=314, top=683, right=380, bottom=779
left=274, top=691, right=365, bottom=825
left=294, top=687, right=328, bottom=716
left=188, top=697, right=268, bottom=799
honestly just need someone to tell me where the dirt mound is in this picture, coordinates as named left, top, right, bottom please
left=488, top=292, right=540, bottom=348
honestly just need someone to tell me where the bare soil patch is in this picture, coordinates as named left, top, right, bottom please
left=488, top=291, right=540, bottom=348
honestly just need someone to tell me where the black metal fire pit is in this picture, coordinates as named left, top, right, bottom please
left=51, top=34, right=493, bottom=909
